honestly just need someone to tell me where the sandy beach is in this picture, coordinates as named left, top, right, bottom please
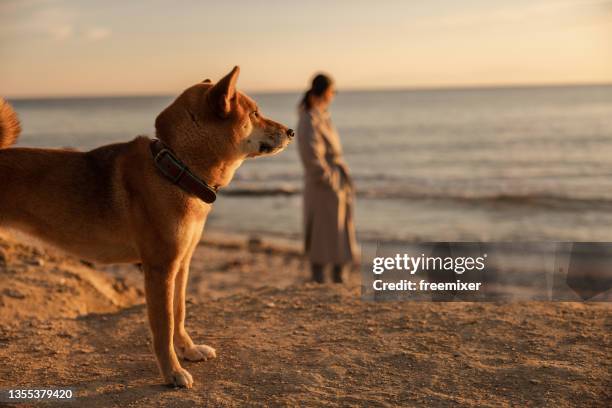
left=2, top=1, right=611, bottom=406
left=0, top=231, right=609, bottom=407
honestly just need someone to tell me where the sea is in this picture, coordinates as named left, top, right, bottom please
left=9, top=84, right=612, bottom=245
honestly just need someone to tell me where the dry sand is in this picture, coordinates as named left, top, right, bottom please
left=0, top=231, right=610, bottom=407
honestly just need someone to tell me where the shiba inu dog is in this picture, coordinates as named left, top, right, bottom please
left=0, top=66, right=293, bottom=388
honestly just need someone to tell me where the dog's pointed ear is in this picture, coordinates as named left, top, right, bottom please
left=201, top=78, right=211, bottom=84
left=207, top=66, right=240, bottom=118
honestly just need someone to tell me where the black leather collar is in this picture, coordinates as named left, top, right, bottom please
left=150, top=139, right=217, bottom=204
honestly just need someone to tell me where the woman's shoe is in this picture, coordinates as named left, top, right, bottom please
left=311, top=264, right=325, bottom=283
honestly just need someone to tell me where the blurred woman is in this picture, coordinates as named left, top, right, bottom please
left=297, top=73, right=359, bottom=283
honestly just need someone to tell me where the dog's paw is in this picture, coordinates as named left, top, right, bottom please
left=165, top=367, right=193, bottom=389
left=178, top=344, right=217, bottom=362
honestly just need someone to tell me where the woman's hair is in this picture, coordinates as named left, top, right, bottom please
left=300, top=73, right=333, bottom=111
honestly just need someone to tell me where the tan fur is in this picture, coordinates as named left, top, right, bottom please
left=0, top=66, right=292, bottom=388
left=0, top=98, right=21, bottom=149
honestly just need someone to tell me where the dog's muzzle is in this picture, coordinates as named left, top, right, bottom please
left=259, top=129, right=294, bottom=153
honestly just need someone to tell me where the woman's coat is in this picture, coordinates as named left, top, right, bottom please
left=297, top=106, right=359, bottom=265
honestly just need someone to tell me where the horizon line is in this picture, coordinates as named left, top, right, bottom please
left=6, top=80, right=612, bottom=101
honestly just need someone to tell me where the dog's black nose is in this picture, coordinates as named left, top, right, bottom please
left=287, top=129, right=295, bottom=138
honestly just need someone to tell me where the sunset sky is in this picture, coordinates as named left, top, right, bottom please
left=1, top=0, right=611, bottom=97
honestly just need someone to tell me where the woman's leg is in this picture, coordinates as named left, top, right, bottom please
left=332, top=264, right=345, bottom=283
left=311, top=263, right=325, bottom=283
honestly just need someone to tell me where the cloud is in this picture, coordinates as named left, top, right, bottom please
left=49, top=24, right=73, bottom=40
left=0, top=4, right=77, bottom=39
left=49, top=25, right=110, bottom=42
left=0, top=0, right=56, bottom=14
left=0, top=2, right=111, bottom=42
left=85, top=27, right=111, bottom=41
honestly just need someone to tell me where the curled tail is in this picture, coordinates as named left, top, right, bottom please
left=0, top=98, right=21, bottom=149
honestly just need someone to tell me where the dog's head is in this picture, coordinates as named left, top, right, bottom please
left=155, top=66, right=293, bottom=185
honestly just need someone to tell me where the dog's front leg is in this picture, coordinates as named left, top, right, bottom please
left=173, top=257, right=217, bottom=362
left=143, top=263, right=193, bottom=388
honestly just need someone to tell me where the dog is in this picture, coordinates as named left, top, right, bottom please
left=0, top=66, right=293, bottom=388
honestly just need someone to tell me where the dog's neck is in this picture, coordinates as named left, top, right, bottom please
left=159, top=142, right=242, bottom=190
left=155, top=114, right=249, bottom=190
left=194, top=157, right=244, bottom=189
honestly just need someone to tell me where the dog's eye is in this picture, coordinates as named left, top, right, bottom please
left=252, top=111, right=259, bottom=119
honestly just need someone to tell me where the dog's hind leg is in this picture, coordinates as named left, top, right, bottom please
left=173, top=235, right=216, bottom=362
left=143, top=262, right=193, bottom=388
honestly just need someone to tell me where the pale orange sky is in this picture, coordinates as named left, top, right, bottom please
left=1, top=0, right=611, bottom=97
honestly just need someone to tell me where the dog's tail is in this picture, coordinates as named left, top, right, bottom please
left=0, top=98, right=21, bottom=149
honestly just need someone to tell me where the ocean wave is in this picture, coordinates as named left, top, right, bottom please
left=222, top=186, right=299, bottom=196
left=359, top=190, right=612, bottom=210
left=221, top=186, right=612, bottom=210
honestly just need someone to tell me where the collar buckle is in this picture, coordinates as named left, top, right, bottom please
left=154, top=148, right=186, bottom=184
